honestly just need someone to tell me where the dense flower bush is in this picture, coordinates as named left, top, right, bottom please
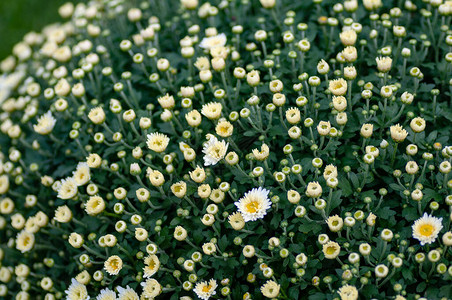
left=0, top=0, right=452, bottom=299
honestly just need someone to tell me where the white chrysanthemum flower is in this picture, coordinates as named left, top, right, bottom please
left=85, top=195, right=105, bottom=216
left=15, top=230, right=35, bottom=253
left=73, top=162, right=91, bottom=186
left=65, top=278, right=90, bottom=300
left=57, top=177, right=78, bottom=199
left=412, top=213, right=443, bottom=246
left=260, top=280, right=280, bottom=298
left=116, top=286, right=139, bottom=300
left=104, top=255, right=123, bottom=275
left=199, top=33, right=227, bottom=50
left=141, top=278, right=162, bottom=298
left=194, top=279, right=217, bottom=300
left=33, top=111, right=56, bottom=135
left=96, top=288, right=116, bottom=300
left=329, top=78, right=347, bottom=96
left=54, top=205, right=72, bottom=223
left=201, top=102, right=222, bottom=120
left=146, top=132, right=170, bottom=153
left=323, top=241, right=341, bottom=259
left=0, top=175, right=9, bottom=194
left=88, top=107, right=105, bottom=124
left=337, top=284, right=359, bottom=300
left=202, top=136, right=228, bottom=166
left=234, top=187, right=271, bottom=222
left=194, top=56, right=210, bottom=71
left=143, top=254, right=160, bottom=278
left=390, top=124, right=408, bottom=143
left=215, top=120, right=233, bottom=137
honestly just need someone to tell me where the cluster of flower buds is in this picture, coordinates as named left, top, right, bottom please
left=0, top=0, right=451, bottom=299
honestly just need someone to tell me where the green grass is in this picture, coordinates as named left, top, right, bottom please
left=0, top=0, right=79, bottom=60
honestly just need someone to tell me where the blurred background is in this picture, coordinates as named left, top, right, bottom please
left=0, top=0, right=79, bottom=60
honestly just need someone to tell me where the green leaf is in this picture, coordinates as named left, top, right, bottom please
left=349, top=172, right=359, bottom=189
left=338, top=179, right=353, bottom=196
left=309, top=293, right=327, bottom=300
left=376, top=206, right=396, bottom=218
left=402, top=268, right=414, bottom=282
left=416, top=282, right=427, bottom=293
left=402, top=207, right=418, bottom=221
left=289, top=286, right=300, bottom=299
left=329, top=190, right=343, bottom=212
left=298, top=221, right=322, bottom=235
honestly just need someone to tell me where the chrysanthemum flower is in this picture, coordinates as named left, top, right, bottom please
left=202, top=136, right=228, bottom=166
left=147, top=169, right=165, bottom=186
left=228, top=212, right=245, bottom=230
left=116, top=286, right=139, bottom=300
left=88, top=107, right=105, bottom=125
left=326, top=215, right=344, bottom=232
left=73, top=162, right=90, bottom=186
left=252, top=143, right=270, bottom=161
left=57, top=177, right=78, bottom=199
left=185, top=109, right=202, bottom=127
left=322, top=241, right=341, bottom=259
left=65, top=278, right=89, bottom=300
left=96, top=288, right=116, bottom=300
left=194, top=56, right=210, bottom=71
left=375, top=264, right=389, bottom=278
left=104, top=255, right=123, bottom=275
left=202, top=242, right=217, bottom=255
left=171, top=181, right=187, bottom=198
left=141, top=278, right=162, bottom=298
left=33, top=111, right=56, bottom=135
left=0, top=175, right=9, bottom=194
left=201, top=102, right=222, bottom=120
left=215, top=120, right=233, bottom=137
left=260, top=280, right=280, bottom=298
left=75, top=270, right=90, bottom=285
left=337, top=284, right=359, bottom=300
left=143, top=254, right=160, bottom=278
left=194, top=279, right=217, bottom=300
left=199, top=33, right=227, bottom=50
left=189, top=166, right=206, bottom=183
left=329, top=78, right=347, bottom=96
left=306, top=181, right=322, bottom=198
left=376, top=56, right=392, bottom=73
left=234, top=187, right=271, bottom=222
left=86, top=153, right=102, bottom=168
left=323, top=164, right=338, bottom=180
left=157, top=93, right=175, bottom=109
left=146, top=132, right=170, bottom=153
left=15, top=230, right=35, bottom=253
left=390, top=124, right=408, bottom=143
left=412, top=213, right=443, bottom=246
left=84, top=195, right=105, bottom=216
left=174, top=226, right=187, bottom=241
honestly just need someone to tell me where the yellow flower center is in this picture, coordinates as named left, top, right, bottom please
left=214, top=146, right=222, bottom=156
left=202, top=284, right=212, bottom=293
left=419, top=224, right=434, bottom=236
left=333, top=82, right=343, bottom=89
left=148, top=259, right=156, bottom=270
left=326, top=246, right=336, bottom=255
left=245, top=201, right=259, bottom=213
left=219, top=126, right=229, bottom=134
left=111, top=259, right=119, bottom=270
